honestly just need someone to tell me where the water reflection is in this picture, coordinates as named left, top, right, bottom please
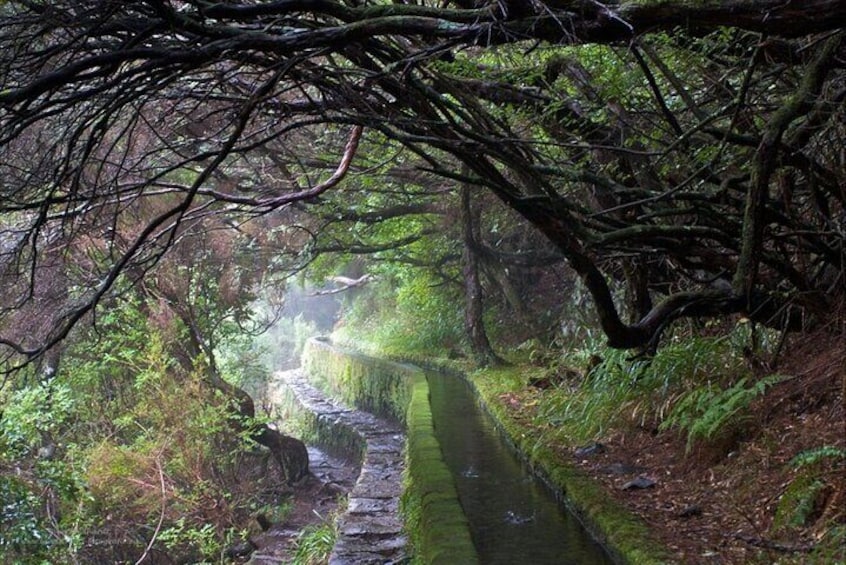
left=427, top=372, right=612, bottom=565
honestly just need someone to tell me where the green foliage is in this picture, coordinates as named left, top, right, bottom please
left=158, top=518, right=245, bottom=562
left=772, top=445, right=846, bottom=539
left=789, top=446, right=846, bottom=469
left=0, top=380, right=75, bottom=457
left=530, top=323, right=763, bottom=445
left=292, top=521, right=336, bottom=565
left=0, top=476, right=45, bottom=556
left=335, top=273, right=464, bottom=357
left=773, top=475, right=828, bottom=531
left=659, top=375, right=781, bottom=452
left=0, top=293, right=281, bottom=563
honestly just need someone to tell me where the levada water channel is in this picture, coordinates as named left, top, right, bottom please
left=427, top=372, right=613, bottom=564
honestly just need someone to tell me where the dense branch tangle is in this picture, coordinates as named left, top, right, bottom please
left=1, top=1, right=844, bottom=363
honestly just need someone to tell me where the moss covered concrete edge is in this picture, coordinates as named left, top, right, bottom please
left=270, top=372, right=366, bottom=462
left=403, top=377, right=479, bottom=564
left=302, top=337, right=416, bottom=424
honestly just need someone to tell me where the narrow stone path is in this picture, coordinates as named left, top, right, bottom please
left=246, top=445, right=358, bottom=564
left=268, top=369, right=408, bottom=564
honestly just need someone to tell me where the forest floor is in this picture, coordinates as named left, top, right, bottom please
left=505, top=326, right=845, bottom=564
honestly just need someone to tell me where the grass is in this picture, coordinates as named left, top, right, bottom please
left=292, top=521, right=336, bottom=565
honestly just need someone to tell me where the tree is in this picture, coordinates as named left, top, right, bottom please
left=1, top=0, right=844, bottom=365
left=140, top=217, right=310, bottom=482
left=460, top=179, right=505, bottom=365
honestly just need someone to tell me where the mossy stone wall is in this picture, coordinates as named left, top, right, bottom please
left=270, top=380, right=366, bottom=462
left=403, top=378, right=478, bottom=564
left=302, top=338, right=416, bottom=424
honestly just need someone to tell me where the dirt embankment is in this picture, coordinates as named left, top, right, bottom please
left=567, top=329, right=845, bottom=564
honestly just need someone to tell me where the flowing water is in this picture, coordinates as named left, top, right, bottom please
left=427, top=372, right=613, bottom=564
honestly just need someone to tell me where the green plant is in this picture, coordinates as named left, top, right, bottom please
left=659, top=375, right=781, bottom=452
left=790, top=446, right=846, bottom=469
left=0, top=476, right=45, bottom=558
left=0, top=381, right=76, bottom=458
left=158, top=518, right=230, bottom=561
left=292, top=520, right=337, bottom=565
left=532, top=340, right=645, bottom=443
left=772, top=475, right=829, bottom=531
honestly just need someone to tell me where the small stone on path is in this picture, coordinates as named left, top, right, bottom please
left=620, top=476, right=657, bottom=490
left=574, top=441, right=607, bottom=457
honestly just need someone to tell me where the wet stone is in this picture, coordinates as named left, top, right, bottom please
left=338, top=514, right=404, bottom=536
left=329, top=547, right=406, bottom=565
left=366, top=435, right=404, bottom=452
left=363, top=450, right=403, bottom=468
left=353, top=481, right=402, bottom=501
left=620, top=476, right=657, bottom=490
left=574, top=441, right=607, bottom=457
left=276, top=369, right=408, bottom=564
left=347, top=497, right=400, bottom=515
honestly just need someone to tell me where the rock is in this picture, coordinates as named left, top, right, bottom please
left=678, top=504, right=702, bottom=518
left=574, top=441, right=607, bottom=458
left=225, top=540, right=256, bottom=559
left=620, top=476, right=656, bottom=490
left=600, top=462, right=645, bottom=475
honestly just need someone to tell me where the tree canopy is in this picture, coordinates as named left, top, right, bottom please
left=1, top=0, right=844, bottom=367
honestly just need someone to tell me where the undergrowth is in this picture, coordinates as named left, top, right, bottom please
left=291, top=517, right=337, bottom=565
left=530, top=322, right=777, bottom=450
left=660, top=375, right=782, bottom=452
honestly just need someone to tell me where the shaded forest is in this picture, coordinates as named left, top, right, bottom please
left=0, top=1, right=843, bottom=562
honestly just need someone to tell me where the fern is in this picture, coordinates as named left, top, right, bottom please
left=773, top=475, right=828, bottom=530
left=790, top=446, right=846, bottom=469
left=661, top=375, right=781, bottom=451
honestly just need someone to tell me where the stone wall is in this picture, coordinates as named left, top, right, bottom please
left=403, top=377, right=478, bottom=564
left=302, top=337, right=415, bottom=424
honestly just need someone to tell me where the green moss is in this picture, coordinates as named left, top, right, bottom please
left=302, top=339, right=416, bottom=424
left=402, top=378, right=478, bottom=564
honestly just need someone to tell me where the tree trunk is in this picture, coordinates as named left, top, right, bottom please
left=623, top=258, right=653, bottom=324
left=460, top=182, right=505, bottom=367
